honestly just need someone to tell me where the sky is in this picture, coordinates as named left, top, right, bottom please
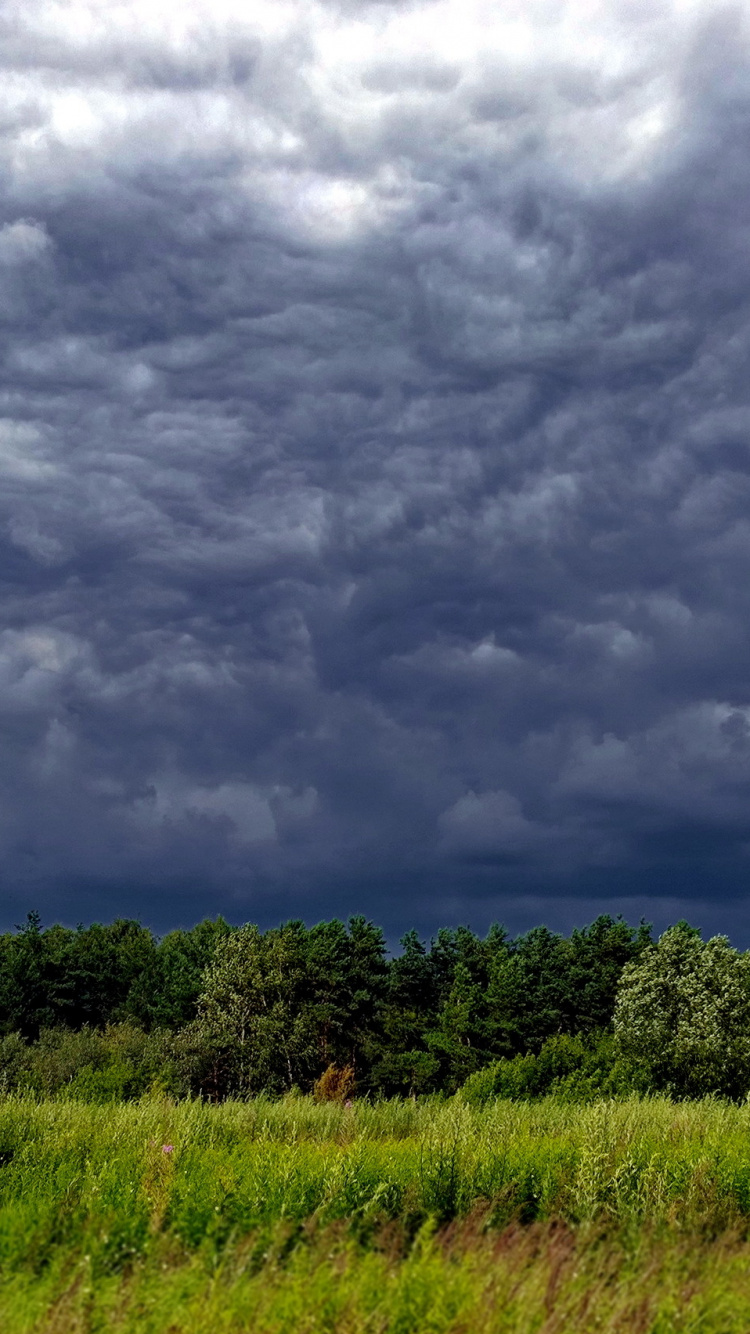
left=1, top=0, right=750, bottom=943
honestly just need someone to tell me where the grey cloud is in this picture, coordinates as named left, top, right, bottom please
left=0, top=0, right=748, bottom=938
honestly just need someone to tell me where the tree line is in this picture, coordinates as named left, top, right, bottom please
left=0, top=911, right=747, bottom=1101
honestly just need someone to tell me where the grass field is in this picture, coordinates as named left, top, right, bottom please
left=3, top=1094, right=750, bottom=1331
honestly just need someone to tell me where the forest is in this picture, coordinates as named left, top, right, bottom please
left=1, top=910, right=748, bottom=1103
left=5, top=913, right=750, bottom=1332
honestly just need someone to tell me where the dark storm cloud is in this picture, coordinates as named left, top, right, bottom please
left=0, top=0, right=749, bottom=939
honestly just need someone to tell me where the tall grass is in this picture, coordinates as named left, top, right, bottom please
left=9, top=1216, right=750, bottom=1334
left=3, top=1094, right=750, bottom=1330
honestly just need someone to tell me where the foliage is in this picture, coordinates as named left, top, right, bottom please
left=0, top=913, right=227, bottom=1038
left=460, top=1033, right=640, bottom=1105
left=0, top=1024, right=171, bottom=1100
left=126, top=917, right=232, bottom=1029
left=485, top=918, right=652, bottom=1055
left=189, top=916, right=387, bottom=1097
left=372, top=914, right=652, bottom=1095
left=613, top=923, right=750, bottom=1098
left=193, top=921, right=315, bottom=1095
left=4, top=911, right=750, bottom=1329
left=9, top=910, right=750, bottom=1104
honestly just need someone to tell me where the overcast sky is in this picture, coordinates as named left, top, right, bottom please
left=2, top=0, right=750, bottom=941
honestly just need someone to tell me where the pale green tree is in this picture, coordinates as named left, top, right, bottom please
left=613, top=923, right=750, bottom=1098
left=192, top=922, right=317, bottom=1095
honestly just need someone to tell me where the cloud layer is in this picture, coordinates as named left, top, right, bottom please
left=1, top=0, right=750, bottom=938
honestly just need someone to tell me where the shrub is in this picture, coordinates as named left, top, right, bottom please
left=0, top=1033, right=31, bottom=1093
left=313, top=1063, right=355, bottom=1103
left=460, top=1033, right=631, bottom=1105
left=0, top=1024, right=173, bottom=1100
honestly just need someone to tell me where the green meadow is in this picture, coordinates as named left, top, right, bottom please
left=4, top=1094, right=750, bottom=1332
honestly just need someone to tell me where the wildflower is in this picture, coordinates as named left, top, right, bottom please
left=162, top=1144, right=174, bottom=1154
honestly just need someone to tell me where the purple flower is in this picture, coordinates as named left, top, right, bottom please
left=161, top=1144, right=174, bottom=1154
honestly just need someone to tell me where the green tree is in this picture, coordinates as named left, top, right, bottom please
left=305, top=916, right=387, bottom=1076
left=371, top=924, right=511, bottom=1095
left=371, top=931, right=441, bottom=1095
left=125, top=917, right=231, bottom=1029
left=564, top=915, right=652, bottom=1033
left=0, top=912, right=58, bottom=1038
left=192, top=917, right=387, bottom=1096
left=613, top=923, right=750, bottom=1098
left=484, top=917, right=651, bottom=1056
left=426, top=961, right=490, bottom=1091
left=192, top=922, right=317, bottom=1095
left=486, top=926, right=572, bottom=1054
left=0, top=915, right=158, bottom=1036
left=62, top=920, right=157, bottom=1028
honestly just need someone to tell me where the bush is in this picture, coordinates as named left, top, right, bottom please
left=0, top=1034, right=31, bottom=1093
left=0, top=1024, right=174, bottom=1100
left=460, top=1033, right=634, bottom=1105
left=313, top=1063, right=355, bottom=1103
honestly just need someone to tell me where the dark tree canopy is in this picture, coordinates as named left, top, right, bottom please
left=0, top=910, right=655, bottom=1098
